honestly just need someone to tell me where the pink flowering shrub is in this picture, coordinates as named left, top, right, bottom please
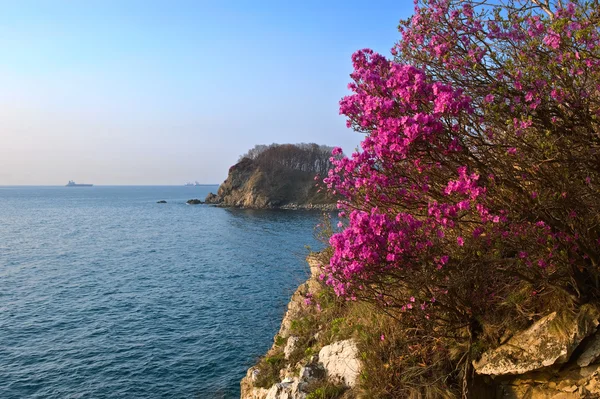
left=321, top=1, right=600, bottom=394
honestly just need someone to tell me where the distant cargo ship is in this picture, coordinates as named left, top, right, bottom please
left=66, top=180, right=93, bottom=187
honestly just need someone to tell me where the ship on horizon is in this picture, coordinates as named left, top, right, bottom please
left=66, top=180, right=93, bottom=187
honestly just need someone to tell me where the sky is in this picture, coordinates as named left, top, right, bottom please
left=0, top=0, right=414, bottom=185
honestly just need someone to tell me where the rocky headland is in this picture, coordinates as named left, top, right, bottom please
left=205, top=144, right=336, bottom=210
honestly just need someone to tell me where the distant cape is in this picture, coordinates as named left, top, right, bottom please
left=204, top=143, right=337, bottom=210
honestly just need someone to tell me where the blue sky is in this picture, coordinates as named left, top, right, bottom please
left=0, top=0, right=414, bottom=185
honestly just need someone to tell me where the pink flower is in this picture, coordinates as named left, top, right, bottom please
left=569, top=210, right=577, bottom=218
left=457, top=236, right=464, bottom=246
left=543, top=30, right=561, bottom=49
left=525, top=91, right=534, bottom=102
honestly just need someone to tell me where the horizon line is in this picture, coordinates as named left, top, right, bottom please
left=0, top=184, right=221, bottom=187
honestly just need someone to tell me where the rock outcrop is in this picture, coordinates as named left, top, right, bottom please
left=186, top=199, right=203, bottom=205
left=247, top=363, right=327, bottom=399
left=577, top=333, right=600, bottom=368
left=318, top=340, right=361, bottom=388
left=473, top=305, right=600, bottom=398
left=493, top=363, right=600, bottom=398
left=241, top=257, right=600, bottom=398
left=205, top=156, right=335, bottom=210
left=474, top=307, right=600, bottom=376
left=240, top=257, right=361, bottom=399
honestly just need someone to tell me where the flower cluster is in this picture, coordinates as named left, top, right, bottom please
left=321, top=0, right=600, bottom=328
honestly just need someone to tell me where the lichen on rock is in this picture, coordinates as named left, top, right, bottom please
left=474, top=306, right=600, bottom=376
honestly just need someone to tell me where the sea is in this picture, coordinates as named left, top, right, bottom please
left=0, top=186, right=326, bottom=398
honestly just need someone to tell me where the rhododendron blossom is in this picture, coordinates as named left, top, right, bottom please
left=319, top=0, right=600, bottom=344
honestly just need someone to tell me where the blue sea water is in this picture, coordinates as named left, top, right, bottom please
left=0, top=186, right=325, bottom=398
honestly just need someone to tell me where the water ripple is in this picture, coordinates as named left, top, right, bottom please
left=0, top=186, right=322, bottom=398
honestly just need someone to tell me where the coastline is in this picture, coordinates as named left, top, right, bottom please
left=240, top=255, right=362, bottom=399
left=205, top=203, right=337, bottom=212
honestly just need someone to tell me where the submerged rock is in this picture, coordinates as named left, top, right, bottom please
left=186, top=199, right=203, bottom=205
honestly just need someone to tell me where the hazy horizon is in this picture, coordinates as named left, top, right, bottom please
left=0, top=1, right=413, bottom=185
left=0, top=184, right=221, bottom=187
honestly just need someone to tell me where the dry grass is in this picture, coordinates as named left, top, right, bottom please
left=253, top=246, right=594, bottom=397
left=254, top=351, right=285, bottom=388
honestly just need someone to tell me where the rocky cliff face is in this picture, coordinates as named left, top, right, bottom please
left=205, top=158, right=335, bottom=210
left=241, top=256, right=600, bottom=399
left=240, top=257, right=361, bottom=399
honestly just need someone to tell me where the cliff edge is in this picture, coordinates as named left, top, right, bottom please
left=205, top=143, right=337, bottom=210
left=240, top=255, right=361, bottom=399
left=241, top=256, right=600, bottom=399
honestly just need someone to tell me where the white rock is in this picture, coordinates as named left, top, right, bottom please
left=318, top=339, right=361, bottom=387
left=263, top=377, right=308, bottom=399
left=284, top=336, right=300, bottom=359
left=265, top=383, right=285, bottom=399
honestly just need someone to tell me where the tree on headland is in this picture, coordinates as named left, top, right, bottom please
left=239, top=143, right=338, bottom=177
left=319, top=0, right=600, bottom=395
left=205, top=143, right=341, bottom=208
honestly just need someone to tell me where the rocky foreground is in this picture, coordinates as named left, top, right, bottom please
left=241, top=256, right=600, bottom=399
left=241, top=257, right=361, bottom=399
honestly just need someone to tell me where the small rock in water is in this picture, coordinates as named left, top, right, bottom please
left=157, top=200, right=167, bottom=204
left=204, top=192, right=220, bottom=204
left=186, top=199, right=203, bottom=205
